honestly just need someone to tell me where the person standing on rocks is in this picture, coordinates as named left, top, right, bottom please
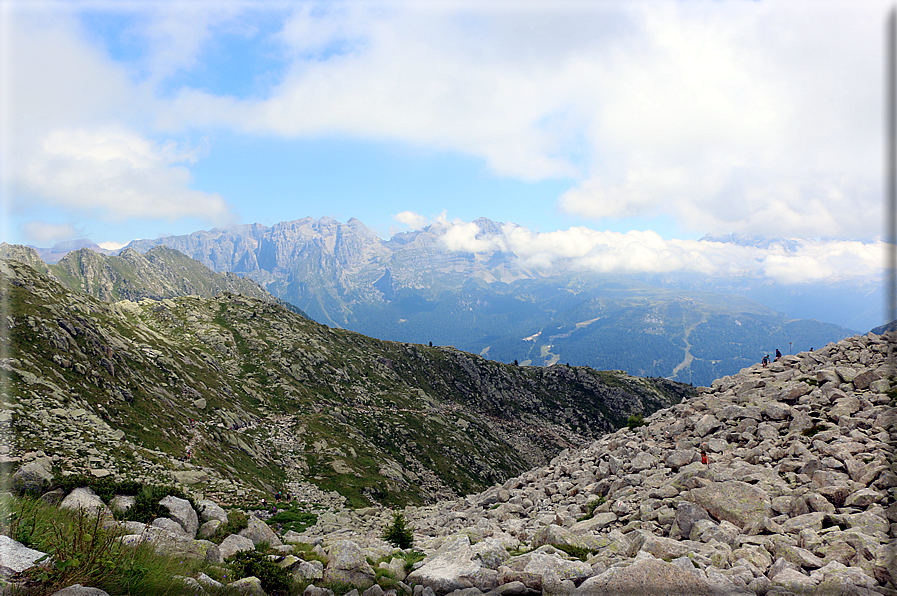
left=774, top=348, right=782, bottom=362
left=762, top=354, right=769, bottom=367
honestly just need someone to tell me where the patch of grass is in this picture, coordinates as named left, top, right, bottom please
left=210, top=509, right=249, bottom=544
left=551, top=543, right=594, bottom=562
left=506, top=545, right=535, bottom=557
left=402, top=550, right=426, bottom=573
left=576, top=497, right=606, bottom=522
left=801, top=423, right=828, bottom=438
left=290, top=541, right=329, bottom=565
left=12, top=496, right=215, bottom=596
left=266, top=505, right=318, bottom=534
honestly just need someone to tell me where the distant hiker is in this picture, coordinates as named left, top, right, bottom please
left=700, top=445, right=708, bottom=465
left=762, top=355, right=769, bottom=367
left=810, top=347, right=814, bottom=352
left=774, top=349, right=782, bottom=362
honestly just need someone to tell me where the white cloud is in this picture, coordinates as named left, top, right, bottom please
left=392, top=210, right=429, bottom=231
left=1, top=5, right=237, bottom=233
left=13, top=127, right=232, bottom=223
left=432, top=218, right=884, bottom=285
left=21, top=221, right=79, bottom=245
left=97, top=240, right=127, bottom=250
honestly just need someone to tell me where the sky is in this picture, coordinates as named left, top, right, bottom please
left=0, top=0, right=890, bottom=287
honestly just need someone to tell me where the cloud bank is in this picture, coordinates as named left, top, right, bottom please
left=398, top=213, right=884, bottom=285
left=156, top=0, right=883, bottom=239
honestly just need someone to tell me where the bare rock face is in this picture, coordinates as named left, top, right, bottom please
left=11, top=458, right=54, bottom=495
left=686, top=481, right=772, bottom=530
left=324, top=540, right=376, bottom=589
left=159, top=495, right=199, bottom=539
left=238, top=515, right=283, bottom=547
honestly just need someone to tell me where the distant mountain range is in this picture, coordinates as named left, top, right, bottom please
left=104, top=217, right=862, bottom=387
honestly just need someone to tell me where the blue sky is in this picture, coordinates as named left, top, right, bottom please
left=0, top=0, right=888, bottom=284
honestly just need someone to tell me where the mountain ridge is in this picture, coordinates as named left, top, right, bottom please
left=1, top=257, right=692, bottom=508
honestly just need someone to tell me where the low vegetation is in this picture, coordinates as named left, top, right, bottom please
left=382, top=512, right=414, bottom=550
left=3, top=496, right=221, bottom=596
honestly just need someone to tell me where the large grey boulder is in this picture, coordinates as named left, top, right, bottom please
left=159, top=495, right=199, bottom=538
left=12, top=458, right=53, bottom=495
left=520, top=552, right=591, bottom=587
left=575, top=556, right=715, bottom=595
left=0, top=534, right=49, bottom=573
left=664, top=449, right=698, bottom=471
left=229, top=576, right=266, bottom=595
left=198, top=519, right=223, bottom=539
left=406, top=535, right=493, bottom=594
left=151, top=517, right=190, bottom=538
left=668, top=501, right=711, bottom=540
left=50, top=586, right=111, bottom=596
left=238, top=515, right=282, bottom=547
left=324, top=540, right=376, bottom=588
left=150, top=534, right=222, bottom=564
left=219, top=534, right=256, bottom=559
left=59, top=487, right=111, bottom=517
left=198, top=499, right=229, bottom=523
left=686, top=480, right=772, bottom=529
left=294, top=559, right=325, bottom=580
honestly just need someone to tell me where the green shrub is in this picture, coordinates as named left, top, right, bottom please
left=382, top=513, right=414, bottom=550
left=801, top=424, right=827, bottom=438
left=265, top=505, right=317, bottom=533
left=211, top=510, right=249, bottom=544
left=50, top=475, right=197, bottom=524
left=226, top=549, right=292, bottom=596
left=576, top=497, right=606, bottom=521
left=551, top=543, right=593, bottom=562
left=626, top=414, right=646, bottom=430
left=290, top=541, right=329, bottom=565
left=401, top=550, right=426, bottom=572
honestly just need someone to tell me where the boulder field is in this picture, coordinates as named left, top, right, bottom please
left=6, top=331, right=896, bottom=595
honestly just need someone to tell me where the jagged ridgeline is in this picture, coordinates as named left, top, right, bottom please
left=0, top=242, right=306, bottom=317
left=0, top=258, right=693, bottom=508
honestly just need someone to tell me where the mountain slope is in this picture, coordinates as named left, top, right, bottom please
left=123, top=217, right=860, bottom=386
left=1, top=258, right=693, bottom=508
left=0, top=243, right=306, bottom=317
